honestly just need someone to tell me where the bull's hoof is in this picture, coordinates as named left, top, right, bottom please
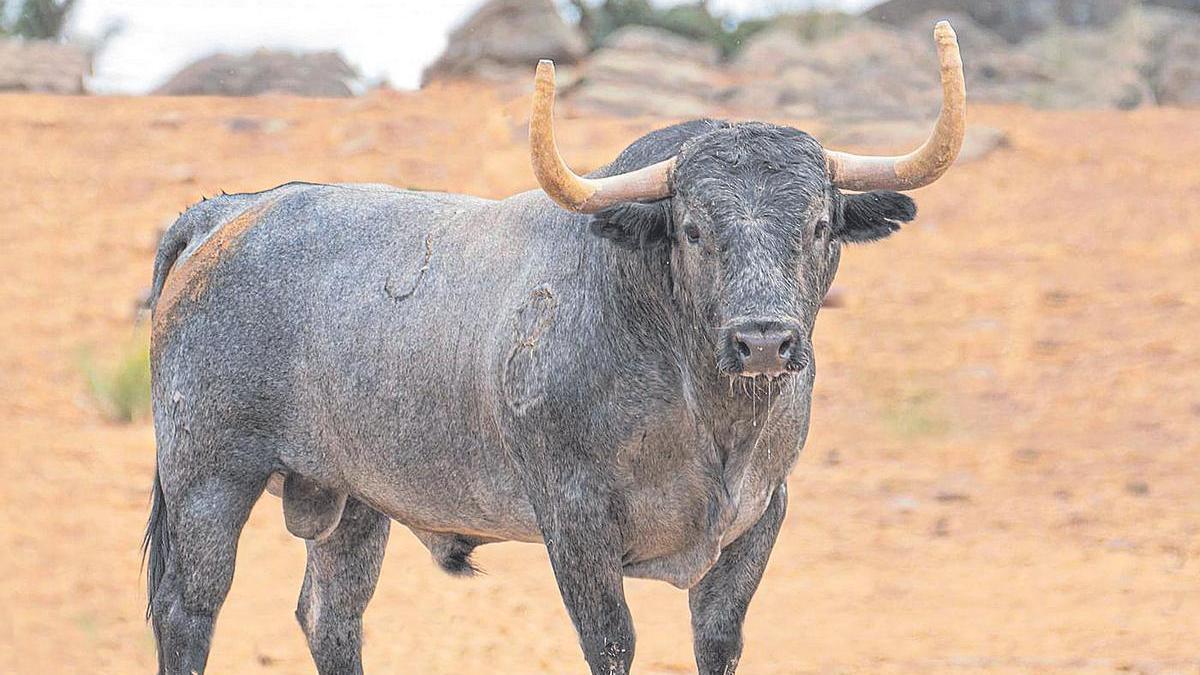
left=282, top=473, right=347, bottom=541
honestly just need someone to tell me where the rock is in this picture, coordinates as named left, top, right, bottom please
left=931, top=517, right=951, bottom=537
left=732, top=28, right=813, bottom=75
left=0, top=38, right=91, bottom=94
left=1146, top=0, right=1200, bottom=11
left=1018, top=20, right=1154, bottom=109
left=225, top=116, right=289, bottom=134
left=867, top=0, right=1135, bottom=43
left=567, top=26, right=724, bottom=117
left=602, top=25, right=720, bottom=66
left=155, top=50, right=359, bottom=97
left=888, top=495, right=920, bottom=513
left=568, top=80, right=713, bottom=118
left=730, top=23, right=939, bottom=121
left=898, top=12, right=1053, bottom=105
left=1141, top=7, right=1200, bottom=104
left=933, top=473, right=974, bottom=502
left=1125, top=480, right=1150, bottom=496
left=1013, top=447, right=1041, bottom=463
left=422, top=0, right=587, bottom=85
left=585, top=47, right=717, bottom=95
left=166, top=164, right=196, bottom=184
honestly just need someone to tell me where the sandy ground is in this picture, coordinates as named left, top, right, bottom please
left=0, top=84, right=1197, bottom=674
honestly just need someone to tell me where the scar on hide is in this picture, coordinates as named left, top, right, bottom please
left=514, top=286, right=558, bottom=348
left=501, top=285, right=558, bottom=411
left=384, top=232, right=434, bottom=302
left=153, top=197, right=280, bottom=339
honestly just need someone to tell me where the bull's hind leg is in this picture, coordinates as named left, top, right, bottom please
left=296, top=497, right=390, bottom=675
left=150, top=474, right=265, bottom=674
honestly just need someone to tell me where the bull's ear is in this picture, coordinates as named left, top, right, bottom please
left=589, top=201, right=672, bottom=250
left=836, top=191, right=916, bottom=243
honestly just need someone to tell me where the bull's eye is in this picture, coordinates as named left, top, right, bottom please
left=815, top=218, right=830, bottom=238
left=684, top=223, right=702, bottom=244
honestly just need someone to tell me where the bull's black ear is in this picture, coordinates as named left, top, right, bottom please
left=589, top=201, right=672, bottom=250
left=836, top=191, right=916, bottom=243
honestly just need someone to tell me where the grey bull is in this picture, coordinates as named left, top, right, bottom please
left=144, top=22, right=967, bottom=675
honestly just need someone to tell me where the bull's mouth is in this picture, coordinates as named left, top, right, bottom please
left=716, top=350, right=810, bottom=381
left=738, top=370, right=793, bottom=380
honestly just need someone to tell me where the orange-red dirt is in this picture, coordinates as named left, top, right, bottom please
left=1, top=85, right=1197, bottom=674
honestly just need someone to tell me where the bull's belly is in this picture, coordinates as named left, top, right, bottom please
left=311, top=411, right=796, bottom=589
left=330, top=458, right=778, bottom=590
left=350, top=466, right=545, bottom=545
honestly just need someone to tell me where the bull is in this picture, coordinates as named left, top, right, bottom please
left=143, top=22, right=966, bottom=675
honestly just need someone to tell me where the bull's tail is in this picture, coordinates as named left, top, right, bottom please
left=147, top=220, right=192, bottom=312
left=142, top=467, right=170, bottom=620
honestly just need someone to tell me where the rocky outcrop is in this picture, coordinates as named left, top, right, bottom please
left=728, top=23, right=939, bottom=121
left=866, top=0, right=1135, bottom=42
left=1142, top=6, right=1200, bottom=104
left=422, top=0, right=588, bottom=84
left=154, top=50, right=359, bottom=97
left=0, top=39, right=90, bottom=94
left=422, top=2, right=1200, bottom=115
left=565, top=25, right=724, bottom=117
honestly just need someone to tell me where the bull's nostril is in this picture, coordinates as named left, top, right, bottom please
left=736, top=339, right=751, bottom=359
left=778, top=338, right=793, bottom=358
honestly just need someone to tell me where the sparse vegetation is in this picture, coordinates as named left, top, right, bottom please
left=882, top=388, right=950, bottom=439
left=81, top=324, right=152, bottom=423
left=566, top=0, right=851, bottom=57
left=0, top=0, right=77, bottom=40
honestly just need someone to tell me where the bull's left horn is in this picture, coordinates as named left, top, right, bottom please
left=824, top=20, right=966, bottom=192
left=530, top=59, right=675, bottom=213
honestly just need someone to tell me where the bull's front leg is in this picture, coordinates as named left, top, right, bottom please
left=688, top=483, right=788, bottom=675
left=533, top=466, right=635, bottom=674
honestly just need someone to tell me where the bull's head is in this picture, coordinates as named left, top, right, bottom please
left=530, top=22, right=965, bottom=379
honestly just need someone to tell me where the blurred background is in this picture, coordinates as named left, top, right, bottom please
left=0, top=0, right=1197, bottom=673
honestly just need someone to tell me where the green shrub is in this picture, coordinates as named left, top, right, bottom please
left=1, top=0, right=77, bottom=39
left=568, top=0, right=852, bottom=57
left=81, top=326, right=152, bottom=423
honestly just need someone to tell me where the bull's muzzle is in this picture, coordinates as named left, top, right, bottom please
left=727, top=320, right=807, bottom=377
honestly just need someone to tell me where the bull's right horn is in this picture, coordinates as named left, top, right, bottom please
left=824, top=20, right=967, bottom=192
left=529, top=60, right=676, bottom=213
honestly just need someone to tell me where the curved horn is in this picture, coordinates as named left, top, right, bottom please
left=825, top=20, right=966, bottom=192
left=530, top=60, right=675, bottom=213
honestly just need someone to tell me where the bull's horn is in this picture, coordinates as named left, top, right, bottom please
left=530, top=59, right=675, bottom=213
left=824, top=20, right=966, bottom=192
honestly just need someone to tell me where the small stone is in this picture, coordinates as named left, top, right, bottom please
left=933, top=473, right=974, bottom=502
left=932, top=517, right=950, bottom=537
left=166, top=163, right=196, bottom=184
left=1013, top=447, right=1041, bottom=463
left=889, top=495, right=919, bottom=514
left=1125, top=480, right=1150, bottom=496
left=149, top=111, right=184, bottom=129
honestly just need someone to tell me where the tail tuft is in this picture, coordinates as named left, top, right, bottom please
left=142, top=470, right=170, bottom=620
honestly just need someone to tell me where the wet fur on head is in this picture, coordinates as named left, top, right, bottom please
left=587, top=120, right=917, bottom=249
